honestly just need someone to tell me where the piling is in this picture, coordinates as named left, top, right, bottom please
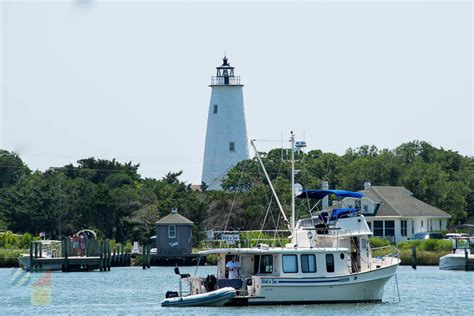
left=64, top=238, right=69, bottom=272
left=411, top=246, right=417, bottom=270
left=142, top=244, right=146, bottom=269
left=99, top=241, right=104, bottom=271
left=465, top=249, right=469, bottom=272
left=147, top=244, right=151, bottom=269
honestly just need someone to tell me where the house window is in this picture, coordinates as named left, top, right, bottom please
left=373, top=221, right=383, bottom=237
left=326, top=254, right=335, bottom=273
left=301, top=254, right=316, bottom=273
left=384, top=221, right=395, bottom=237
left=367, top=222, right=372, bottom=231
left=229, top=142, right=235, bottom=152
left=411, top=220, right=415, bottom=235
left=255, top=255, right=273, bottom=274
left=213, top=104, right=218, bottom=114
left=282, top=255, right=298, bottom=273
left=168, top=225, right=176, bottom=238
left=421, top=220, right=424, bottom=229
left=439, top=220, right=442, bottom=230
left=401, top=220, right=407, bottom=237
left=363, top=205, right=369, bottom=213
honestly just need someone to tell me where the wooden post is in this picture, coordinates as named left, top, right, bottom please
left=411, top=246, right=417, bottom=270
left=99, top=241, right=103, bottom=272
left=142, top=244, right=146, bottom=270
left=64, top=238, right=69, bottom=272
left=465, top=249, right=469, bottom=272
left=107, top=240, right=112, bottom=271
left=119, top=245, right=123, bottom=266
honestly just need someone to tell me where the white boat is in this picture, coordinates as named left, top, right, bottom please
left=439, top=237, right=474, bottom=271
left=161, top=287, right=236, bottom=307
left=162, top=133, right=400, bottom=305
left=19, top=240, right=62, bottom=271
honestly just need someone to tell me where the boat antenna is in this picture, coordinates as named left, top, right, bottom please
left=250, top=139, right=291, bottom=232
left=290, top=131, right=296, bottom=234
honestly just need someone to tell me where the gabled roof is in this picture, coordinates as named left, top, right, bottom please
left=362, top=186, right=451, bottom=218
left=156, top=211, right=193, bottom=225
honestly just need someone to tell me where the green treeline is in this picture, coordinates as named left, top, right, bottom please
left=0, top=140, right=472, bottom=245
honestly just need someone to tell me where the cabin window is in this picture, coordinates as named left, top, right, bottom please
left=439, top=220, right=442, bottom=230
left=367, top=222, right=372, bottom=231
left=213, top=104, right=218, bottom=114
left=326, top=254, right=335, bottom=273
left=401, top=220, right=407, bottom=237
left=373, top=221, right=383, bottom=237
left=363, top=205, right=368, bottom=213
left=229, top=142, right=235, bottom=152
left=384, top=221, right=395, bottom=237
left=254, top=255, right=273, bottom=274
left=168, top=225, right=176, bottom=238
left=301, top=254, right=316, bottom=273
left=282, top=255, right=298, bottom=273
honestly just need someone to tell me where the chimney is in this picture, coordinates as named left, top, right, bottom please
left=321, top=181, right=329, bottom=210
left=364, top=182, right=371, bottom=190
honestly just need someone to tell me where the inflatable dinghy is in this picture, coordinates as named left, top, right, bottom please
left=161, top=287, right=236, bottom=307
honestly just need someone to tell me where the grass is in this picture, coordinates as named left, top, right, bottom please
left=0, top=248, right=26, bottom=268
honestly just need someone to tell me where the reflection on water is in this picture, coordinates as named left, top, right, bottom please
left=1, top=266, right=472, bottom=315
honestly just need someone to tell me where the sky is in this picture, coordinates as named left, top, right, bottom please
left=1, top=0, right=472, bottom=184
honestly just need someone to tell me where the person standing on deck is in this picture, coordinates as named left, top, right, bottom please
left=225, top=256, right=241, bottom=279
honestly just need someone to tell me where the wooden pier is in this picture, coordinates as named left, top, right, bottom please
left=28, top=239, right=131, bottom=272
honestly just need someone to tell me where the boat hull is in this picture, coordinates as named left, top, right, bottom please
left=19, top=255, right=62, bottom=271
left=161, top=287, right=236, bottom=307
left=249, top=262, right=399, bottom=304
left=439, top=254, right=474, bottom=271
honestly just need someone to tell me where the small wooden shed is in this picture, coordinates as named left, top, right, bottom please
left=155, top=208, right=193, bottom=256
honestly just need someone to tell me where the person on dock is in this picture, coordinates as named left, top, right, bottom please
left=79, top=234, right=86, bottom=257
left=72, top=234, right=80, bottom=256
left=225, top=256, right=241, bottom=279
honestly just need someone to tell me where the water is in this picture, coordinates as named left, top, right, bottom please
left=1, top=266, right=473, bottom=315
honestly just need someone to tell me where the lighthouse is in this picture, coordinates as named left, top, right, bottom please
left=201, top=56, right=249, bottom=190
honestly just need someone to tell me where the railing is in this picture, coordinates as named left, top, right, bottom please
left=370, top=245, right=400, bottom=266
left=210, top=76, right=241, bottom=85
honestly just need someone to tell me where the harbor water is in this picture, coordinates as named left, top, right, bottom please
left=1, top=265, right=473, bottom=315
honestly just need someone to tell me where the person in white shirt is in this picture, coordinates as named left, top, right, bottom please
left=225, top=256, right=241, bottom=279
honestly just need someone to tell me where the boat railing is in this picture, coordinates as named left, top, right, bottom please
left=370, top=245, right=400, bottom=266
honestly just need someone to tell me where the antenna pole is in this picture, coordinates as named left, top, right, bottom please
left=250, top=139, right=291, bottom=232
left=290, top=132, right=296, bottom=234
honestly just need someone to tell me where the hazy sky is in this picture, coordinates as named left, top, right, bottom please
left=1, top=0, right=472, bottom=184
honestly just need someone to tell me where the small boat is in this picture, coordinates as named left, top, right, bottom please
left=19, top=240, right=63, bottom=271
left=161, top=286, right=236, bottom=307
left=439, top=237, right=474, bottom=271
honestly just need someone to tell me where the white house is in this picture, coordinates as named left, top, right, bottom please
left=341, top=183, right=451, bottom=243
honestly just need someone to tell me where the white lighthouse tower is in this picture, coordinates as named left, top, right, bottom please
left=201, top=56, right=249, bottom=190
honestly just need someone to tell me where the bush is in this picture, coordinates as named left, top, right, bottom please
left=369, top=237, right=390, bottom=248
left=0, top=232, right=37, bottom=249
left=397, top=239, right=451, bottom=252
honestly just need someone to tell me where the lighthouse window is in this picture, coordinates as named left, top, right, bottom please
left=326, top=254, right=335, bottom=273
left=229, top=142, right=235, bottom=152
left=213, top=104, right=218, bottom=114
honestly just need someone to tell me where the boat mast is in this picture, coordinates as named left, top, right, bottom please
left=290, top=132, right=296, bottom=233
left=250, top=139, right=292, bottom=232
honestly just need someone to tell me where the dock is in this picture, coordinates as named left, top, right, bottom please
left=27, top=239, right=131, bottom=272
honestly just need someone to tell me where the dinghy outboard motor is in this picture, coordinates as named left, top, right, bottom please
left=174, top=266, right=190, bottom=279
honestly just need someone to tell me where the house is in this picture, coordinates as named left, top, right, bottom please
left=155, top=208, right=193, bottom=256
left=341, top=183, right=451, bottom=243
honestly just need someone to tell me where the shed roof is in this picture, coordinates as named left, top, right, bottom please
left=156, top=211, right=193, bottom=225
left=362, top=186, right=451, bottom=218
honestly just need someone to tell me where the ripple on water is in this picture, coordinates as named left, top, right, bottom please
left=1, top=266, right=472, bottom=315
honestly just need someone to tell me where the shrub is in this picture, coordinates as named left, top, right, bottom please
left=369, top=237, right=390, bottom=248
